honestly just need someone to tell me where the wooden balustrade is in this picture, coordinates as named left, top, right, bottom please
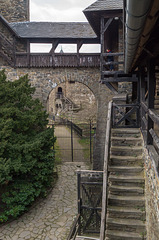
left=15, top=53, right=100, bottom=68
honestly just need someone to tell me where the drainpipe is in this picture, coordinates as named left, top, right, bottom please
left=125, top=0, right=152, bottom=73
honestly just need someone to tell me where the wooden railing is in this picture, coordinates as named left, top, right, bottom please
left=141, top=101, right=159, bottom=171
left=67, top=214, right=80, bottom=240
left=112, top=103, right=139, bottom=128
left=100, top=101, right=112, bottom=240
left=15, top=53, right=100, bottom=68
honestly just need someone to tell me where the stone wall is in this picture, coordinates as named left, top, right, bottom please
left=48, top=81, right=97, bottom=123
left=143, top=146, right=159, bottom=240
left=0, top=0, right=29, bottom=22
left=0, top=65, right=114, bottom=170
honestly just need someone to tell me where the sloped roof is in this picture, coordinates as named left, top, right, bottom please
left=0, top=14, right=18, bottom=37
left=9, top=22, right=98, bottom=40
left=84, top=0, right=123, bottom=12
left=83, top=0, right=123, bottom=36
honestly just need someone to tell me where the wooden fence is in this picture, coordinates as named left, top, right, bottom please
left=15, top=53, right=100, bottom=68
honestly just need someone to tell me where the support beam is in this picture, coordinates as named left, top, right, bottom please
left=27, top=40, right=30, bottom=68
left=100, top=17, right=105, bottom=79
left=50, top=40, right=59, bottom=54
left=139, top=67, right=146, bottom=130
left=77, top=40, right=83, bottom=53
left=147, top=60, right=156, bottom=145
left=103, top=18, right=113, bottom=34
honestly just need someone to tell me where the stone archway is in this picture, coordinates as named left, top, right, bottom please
left=0, top=65, right=114, bottom=170
left=47, top=81, right=97, bottom=123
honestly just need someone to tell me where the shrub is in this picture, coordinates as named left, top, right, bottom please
left=0, top=70, right=55, bottom=222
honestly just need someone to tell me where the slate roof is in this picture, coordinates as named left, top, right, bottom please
left=9, top=22, right=97, bottom=39
left=83, top=0, right=123, bottom=36
left=84, top=0, right=123, bottom=12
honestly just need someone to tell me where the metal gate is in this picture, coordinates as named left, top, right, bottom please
left=50, top=119, right=96, bottom=164
left=77, top=170, right=103, bottom=235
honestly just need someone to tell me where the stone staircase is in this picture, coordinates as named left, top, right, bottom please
left=105, top=128, right=146, bottom=240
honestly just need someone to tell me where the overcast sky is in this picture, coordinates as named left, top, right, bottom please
left=30, top=0, right=96, bottom=22
left=30, top=0, right=100, bottom=53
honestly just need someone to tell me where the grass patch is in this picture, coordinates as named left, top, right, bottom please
left=54, top=141, right=62, bottom=166
left=78, top=137, right=91, bottom=161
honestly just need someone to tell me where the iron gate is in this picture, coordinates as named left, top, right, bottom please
left=77, top=170, right=103, bottom=235
left=50, top=120, right=96, bottom=164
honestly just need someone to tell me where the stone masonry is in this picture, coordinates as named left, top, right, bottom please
left=0, top=162, right=89, bottom=240
left=143, top=146, right=159, bottom=240
left=0, top=0, right=29, bottom=22
left=48, top=81, right=97, bottom=123
left=0, top=65, right=113, bottom=170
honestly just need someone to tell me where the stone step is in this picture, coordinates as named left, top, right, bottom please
left=110, top=155, right=143, bottom=166
left=111, top=137, right=142, bottom=147
left=106, top=229, right=145, bottom=240
left=107, top=206, right=146, bottom=220
left=154, top=105, right=159, bottom=110
left=108, top=194, right=145, bottom=207
left=107, top=218, right=146, bottom=234
left=110, top=146, right=143, bottom=156
left=109, top=185, right=144, bottom=196
left=109, top=174, right=144, bottom=187
left=76, top=236, right=99, bottom=240
left=108, top=166, right=143, bottom=175
left=111, top=128, right=141, bottom=137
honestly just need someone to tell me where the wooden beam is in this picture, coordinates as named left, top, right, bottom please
left=77, top=40, right=83, bottom=52
left=100, top=101, right=112, bottom=240
left=103, top=18, right=113, bottom=34
left=147, top=60, right=156, bottom=145
left=103, top=61, right=124, bottom=65
left=101, top=17, right=105, bottom=74
left=101, top=12, right=122, bottom=18
left=139, top=67, right=146, bottom=130
left=104, top=82, right=118, bottom=94
left=103, top=52, right=124, bottom=57
left=102, top=77, right=137, bottom=82
left=50, top=40, right=59, bottom=54
left=27, top=40, right=30, bottom=68
left=148, top=108, right=159, bottom=125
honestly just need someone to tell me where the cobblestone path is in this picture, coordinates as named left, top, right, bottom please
left=0, top=162, right=89, bottom=240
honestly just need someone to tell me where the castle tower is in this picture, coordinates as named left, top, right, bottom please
left=0, top=0, right=29, bottom=22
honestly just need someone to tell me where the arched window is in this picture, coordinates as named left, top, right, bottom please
left=58, top=87, right=62, bottom=93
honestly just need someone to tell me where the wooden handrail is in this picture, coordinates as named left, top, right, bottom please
left=102, top=52, right=124, bottom=57
left=67, top=214, right=80, bottom=240
left=100, top=101, right=112, bottom=240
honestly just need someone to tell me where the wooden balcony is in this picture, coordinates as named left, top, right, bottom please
left=15, top=53, right=100, bottom=68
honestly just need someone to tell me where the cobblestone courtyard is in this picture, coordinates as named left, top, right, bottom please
left=0, top=162, right=88, bottom=239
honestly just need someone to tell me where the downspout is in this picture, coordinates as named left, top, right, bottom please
left=124, top=0, right=152, bottom=73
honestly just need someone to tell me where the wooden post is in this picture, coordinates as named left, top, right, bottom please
left=77, top=172, right=81, bottom=235
left=100, top=101, right=112, bottom=240
left=147, top=60, right=156, bottom=145
left=139, top=67, right=146, bottom=130
left=71, top=120, right=73, bottom=162
left=13, top=36, right=16, bottom=68
left=50, top=40, right=59, bottom=67
left=27, top=40, right=30, bottom=68
left=100, top=17, right=105, bottom=79
left=90, top=120, right=92, bottom=164
left=77, top=40, right=83, bottom=67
